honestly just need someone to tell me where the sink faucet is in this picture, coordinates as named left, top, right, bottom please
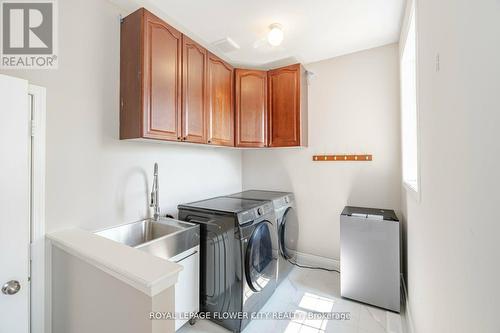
left=150, top=163, right=160, bottom=221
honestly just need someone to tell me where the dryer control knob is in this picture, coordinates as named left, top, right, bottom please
left=285, top=196, right=290, bottom=204
left=257, top=207, right=263, bottom=215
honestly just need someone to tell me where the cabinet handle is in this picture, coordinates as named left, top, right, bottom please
left=177, top=136, right=181, bottom=140
left=174, top=250, right=198, bottom=263
left=183, top=136, right=187, bottom=141
left=207, top=139, right=212, bottom=144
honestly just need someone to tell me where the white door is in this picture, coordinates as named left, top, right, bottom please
left=0, top=74, right=31, bottom=333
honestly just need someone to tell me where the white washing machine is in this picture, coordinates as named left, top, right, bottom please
left=228, top=190, right=299, bottom=284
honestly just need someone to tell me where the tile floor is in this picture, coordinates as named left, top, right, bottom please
left=179, top=268, right=404, bottom=333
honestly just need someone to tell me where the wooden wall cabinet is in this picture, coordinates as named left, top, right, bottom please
left=182, top=36, right=207, bottom=144
left=235, top=69, right=267, bottom=147
left=268, top=64, right=308, bottom=147
left=234, top=64, right=308, bottom=148
left=207, top=53, right=234, bottom=147
left=120, top=8, right=307, bottom=149
left=120, top=8, right=182, bottom=141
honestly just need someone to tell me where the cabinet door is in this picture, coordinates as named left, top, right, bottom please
left=207, top=53, right=234, bottom=146
left=268, top=64, right=304, bottom=147
left=143, top=11, right=182, bottom=141
left=169, top=247, right=200, bottom=331
left=182, top=36, right=207, bottom=143
left=235, top=69, right=267, bottom=147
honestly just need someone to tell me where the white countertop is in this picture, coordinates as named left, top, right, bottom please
left=47, top=228, right=183, bottom=297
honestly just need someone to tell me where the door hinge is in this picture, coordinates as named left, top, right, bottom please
left=29, top=242, right=33, bottom=261
left=30, top=120, right=36, bottom=137
left=27, top=243, right=33, bottom=283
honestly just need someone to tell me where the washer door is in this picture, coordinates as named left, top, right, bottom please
left=279, top=207, right=299, bottom=260
left=245, top=221, right=276, bottom=292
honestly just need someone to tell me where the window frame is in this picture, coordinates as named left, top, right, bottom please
left=400, top=0, right=421, bottom=201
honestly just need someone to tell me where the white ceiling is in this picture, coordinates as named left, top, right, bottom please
left=112, top=0, right=406, bottom=68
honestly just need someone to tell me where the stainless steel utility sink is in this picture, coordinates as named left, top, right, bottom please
left=95, top=218, right=199, bottom=261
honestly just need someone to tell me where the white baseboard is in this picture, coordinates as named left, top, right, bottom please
left=294, top=251, right=340, bottom=271
left=401, top=275, right=415, bottom=333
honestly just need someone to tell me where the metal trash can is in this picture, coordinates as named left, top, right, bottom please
left=340, top=206, right=400, bottom=312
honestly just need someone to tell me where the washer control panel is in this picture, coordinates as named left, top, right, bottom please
left=237, top=203, right=274, bottom=225
left=274, top=194, right=294, bottom=209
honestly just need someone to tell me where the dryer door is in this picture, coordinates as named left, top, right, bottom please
left=279, top=207, right=299, bottom=260
left=245, top=221, right=276, bottom=292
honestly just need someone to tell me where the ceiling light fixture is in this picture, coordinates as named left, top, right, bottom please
left=267, top=23, right=284, bottom=46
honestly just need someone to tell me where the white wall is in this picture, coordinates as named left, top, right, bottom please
left=0, top=0, right=242, bottom=233
left=242, top=44, right=401, bottom=259
left=401, top=0, right=500, bottom=332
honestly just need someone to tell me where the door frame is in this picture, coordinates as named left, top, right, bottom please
left=28, top=84, right=46, bottom=333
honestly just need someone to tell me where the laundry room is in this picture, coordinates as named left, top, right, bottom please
left=0, top=0, right=499, bottom=333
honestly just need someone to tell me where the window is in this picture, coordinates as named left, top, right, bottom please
left=400, top=4, right=419, bottom=193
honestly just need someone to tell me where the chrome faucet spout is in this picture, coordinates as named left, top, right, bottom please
left=150, top=163, right=160, bottom=221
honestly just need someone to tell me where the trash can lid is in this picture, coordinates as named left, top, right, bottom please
left=341, top=206, right=399, bottom=221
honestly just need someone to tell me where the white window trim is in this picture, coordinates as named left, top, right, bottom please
left=29, top=84, right=47, bottom=333
left=400, top=0, right=421, bottom=202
